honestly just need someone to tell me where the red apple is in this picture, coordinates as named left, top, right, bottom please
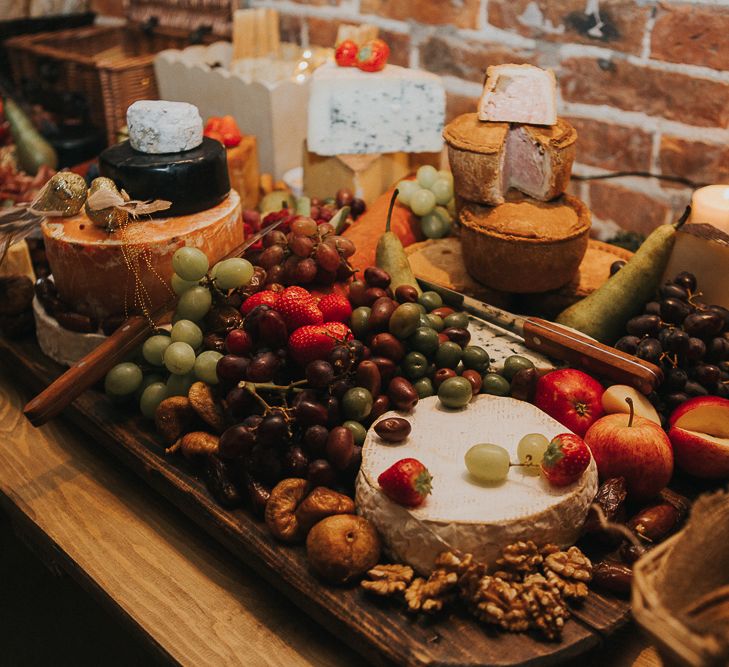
left=584, top=406, right=673, bottom=501
left=534, top=369, right=604, bottom=437
left=668, top=396, right=729, bottom=479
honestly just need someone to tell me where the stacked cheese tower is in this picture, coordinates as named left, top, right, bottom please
left=444, top=64, right=591, bottom=294
left=36, top=101, right=244, bottom=366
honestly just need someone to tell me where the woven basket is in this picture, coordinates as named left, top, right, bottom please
left=5, top=0, right=231, bottom=146
left=633, top=489, right=729, bottom=666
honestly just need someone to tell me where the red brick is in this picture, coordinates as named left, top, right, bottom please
left=420, top=35, right=535, bottom=84
left=566, top=117, right=653, bottom=172
left=360, top=0, right=481, bottom=30
left=305, top=18, right=409, bottom=65
left=659, top=136, right=729, bottom=186
left=445, top=93, right=479, bottom=123
left=589, top=182, right=670, bottom=235
left=561, top=58, right=729, bottom=128
left=488, top=0, right=649, bottom=55
left=652, top=4, right=729, bottom=71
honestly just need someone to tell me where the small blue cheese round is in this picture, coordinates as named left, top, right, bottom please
left=127, top=100, right=203, bottom=154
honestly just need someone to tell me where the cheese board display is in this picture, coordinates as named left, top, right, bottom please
left=2, top=53, right=729, bottom=667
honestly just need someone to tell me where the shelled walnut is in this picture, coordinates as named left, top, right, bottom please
left=494, top=540, right=543, bottom=580
left=543, top=547, right=592, bottom=600
left=469, top=576, right=530, bottom=632
left=404, top=570, right=458, bottom=614
left=522, top=574, right=571, bottom=641
left=361, top=564, right=414, bottom=597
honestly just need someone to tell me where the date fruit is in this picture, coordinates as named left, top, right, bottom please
left=374, top=417, right=411, bottom=442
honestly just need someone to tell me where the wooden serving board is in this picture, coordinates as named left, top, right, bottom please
left=0, top=336, right=631, bottom=667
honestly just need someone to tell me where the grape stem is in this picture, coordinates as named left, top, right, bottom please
left=239, top=379, right=308, bottom=414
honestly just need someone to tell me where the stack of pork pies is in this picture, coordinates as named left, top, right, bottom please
left=444, top=64, right=590, bottom=294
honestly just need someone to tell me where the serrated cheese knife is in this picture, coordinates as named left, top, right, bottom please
left=417, top=277, right=662, bottom=395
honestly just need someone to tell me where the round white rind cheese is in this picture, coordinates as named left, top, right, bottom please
left=127, top=100, right=203, bottom=154
left=33, top=297, right=106, bottom=367
left=356, top=395, right=598, bottom=575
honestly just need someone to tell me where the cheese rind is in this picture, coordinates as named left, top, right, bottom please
left=33, top=297, right=106, bottom=366
left=42, top=190, right=243, bottom=320
left=356, top=395, right=597, bottom=574
left=307, top=63, right=445, bottom=156
left=127, top=100, right=203, bottom=154
left=478, top=64, right=557, bottom=126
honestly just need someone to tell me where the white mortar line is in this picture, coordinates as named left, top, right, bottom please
left=441, top=75, right=484, bottom=97
left=640, top=3, right=656, bottom=60
left=561, top=101, right=729, bottom=143
left=478, top=0, right=489, bottom=31
left=558, top=42, right=729, bottom=82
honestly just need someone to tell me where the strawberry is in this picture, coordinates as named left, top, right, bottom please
left=274, top=286, right=324, bottom=331
left=356, top=39, right=390, bottom=73
left=335, top=39, right=359, bottom=67
left=540, top=433, right=591, bottom=487
left=377, top=458, right=432, bottom=508
left=318, top=293, right=352, bottom=323
left=241, top=290, right=277, bottom=316
left=288, top=322, right=353, bottom=365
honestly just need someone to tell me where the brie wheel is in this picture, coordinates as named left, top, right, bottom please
left=356, top=395, right=598, bottom=574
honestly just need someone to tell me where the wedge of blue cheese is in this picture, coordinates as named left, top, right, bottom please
left=307, top=63, right=445, bottom=156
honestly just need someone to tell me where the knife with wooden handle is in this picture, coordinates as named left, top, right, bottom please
left=24, top=219, right=285, bottom=426
left=417, top=278, right=663, bottom=395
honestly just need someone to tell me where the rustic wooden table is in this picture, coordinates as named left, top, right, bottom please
left=0, top=371, right=663, bottom=666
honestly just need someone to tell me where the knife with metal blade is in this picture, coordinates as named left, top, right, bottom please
left=417, top=277, right=663, bottom=395
left=24, top=219, right=285, bottom=426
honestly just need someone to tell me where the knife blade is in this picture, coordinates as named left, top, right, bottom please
left=417, top=277, right=663, bottom=395
left=24, top=219, right=285, bottom=426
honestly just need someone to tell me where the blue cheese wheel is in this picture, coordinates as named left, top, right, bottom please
left=99, top=137, right=230, bottom=217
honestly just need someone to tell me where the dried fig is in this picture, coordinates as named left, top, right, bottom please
left=168, top=431, right=219, bottom=459
left=264, top=478, right=310, bottom=543
left=188, top=381, right=226, bottom=433
left=295, top=487, right=355, bottom=534
left=155, top=396, right=195, bottom=444
left=306, top=514, right=381, bottom=585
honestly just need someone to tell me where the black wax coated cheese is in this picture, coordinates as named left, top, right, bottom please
left=99, top=137, right=230, bottom=217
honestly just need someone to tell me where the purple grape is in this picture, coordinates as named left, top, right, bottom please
left=627, top=315, right=661, bottom=337
left=615, top=335, right=641, bottom=355
left=673, top=271, right=697, bottom=292
left=636, top=337, right=662, bottom=364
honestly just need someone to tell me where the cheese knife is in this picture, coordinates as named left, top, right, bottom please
left=416, top=277, right=663, bottom=395
left=24, top=219, right=285, bottom=426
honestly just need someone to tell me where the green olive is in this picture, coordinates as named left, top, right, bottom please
left=418, top=313, right=433, bottom=329
left=342, top=387, right=373, bottom=421
left=437, top=376, right=473, bottom=409
left=481, top=373, right=511, bottom=396
left=402, top=351, right=429, bottom=380
left=443, top=312, right=469, bottom=330
left=417, top=290, right=443, bottom=312
left=343, top=420, right=367, bottom=446
left=409, top=327, right=440, bottom=356
left=427, top=314, right=444, bottom=332
left=389, top=303, right=422, bottom=339
left=434, top=341, right=462, bottom=369
left=413, top=376, right=435, bottom=398
left=350, top=306, right=371, bottom=338
left=462, top=345, right=491, bottom=374
left=502, top=355, right=535, bottom=381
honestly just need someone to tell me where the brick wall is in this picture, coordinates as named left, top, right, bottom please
left=246, top=0, right=729, bottom=239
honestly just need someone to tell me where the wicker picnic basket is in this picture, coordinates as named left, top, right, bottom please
left=633, top=489, right=729, bottom=666
left=5, top=0, right=232, bottom=145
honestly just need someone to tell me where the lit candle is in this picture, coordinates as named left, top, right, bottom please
left=690, top=185, right=729, bottom=234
